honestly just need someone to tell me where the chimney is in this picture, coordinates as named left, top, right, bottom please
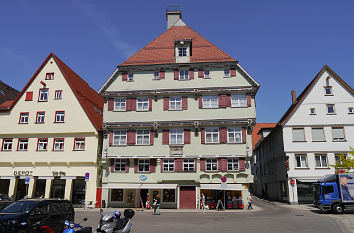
left=166, top=5, right=182, bottom=29
left=291, top=90, right=296, bottom=104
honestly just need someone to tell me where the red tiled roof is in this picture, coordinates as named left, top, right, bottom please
left=120, top=25, right=236, bottom=66
left=0, top=100, right=14, bottom=110
left=5, top=53, right=103, bottom=131
left=252, top=123, right=277, bottom=150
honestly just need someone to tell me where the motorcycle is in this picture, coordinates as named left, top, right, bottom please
left=96, top=209, right=135, bottom=233
left=63, top=218, right=92, bottom=233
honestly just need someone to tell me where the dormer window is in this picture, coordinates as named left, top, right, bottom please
left=175, top=39, right=191, bottom=63
left=128, top=73, right=134, bottom=81
left=178, top=47, right=187, bottom=57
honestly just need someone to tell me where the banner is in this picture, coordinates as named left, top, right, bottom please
left=339, top=174, right=354, bottom=202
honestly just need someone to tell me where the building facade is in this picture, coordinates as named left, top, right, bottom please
left=254, top=65, right=354, bottom=204
left=0, top=53, right=103, bottom=206
left=99, top=10, right=259, bottom=209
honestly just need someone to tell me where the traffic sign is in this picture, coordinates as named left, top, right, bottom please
left=85, top=172, right=90, bottom=182
left=25, top=177, right=30, bottom=184
left=139, top=175, right=147, bottom=181
left=221, top=176, right=227, bottom=183
left=290, top=179, right=295, bottom=186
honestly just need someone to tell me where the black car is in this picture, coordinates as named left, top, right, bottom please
left=0, top=194, right=12, bottom=211
left=0, top=198, right=74, bottom=233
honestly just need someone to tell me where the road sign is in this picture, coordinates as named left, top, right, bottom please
left=85, top=172, right=90, bottom=182
left=290, top=179, right=295, bottom=186
left=221, top=182, right=227, bottom=190
left=25, top=177, right=30, bottom=184
left=221, top=176, right=227, bottom=183
left=139, top=175, right=147, bottom=181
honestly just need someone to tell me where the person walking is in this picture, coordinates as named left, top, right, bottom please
left=201, top=193, right=206, bottom=213
left=153, top=194, right=161, bottom=215
left=247, top=195, right=253, bottom=210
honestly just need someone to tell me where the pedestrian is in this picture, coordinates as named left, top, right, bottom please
left=201, top=193, right=206, bottom=213
left=247, top=195, right=253, bottom=210
left=153, top=194, right=160, bottom=215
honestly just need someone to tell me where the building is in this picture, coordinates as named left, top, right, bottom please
left=0, top=80, right=19, bottom=105
left=0, top=53, right=103, bottom=206
left=254, top=65, right=354, bottom=204
left=99, top=9, right=259, bottom=209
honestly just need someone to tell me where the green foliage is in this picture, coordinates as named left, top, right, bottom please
left=331, top=147, right=354, bottom=173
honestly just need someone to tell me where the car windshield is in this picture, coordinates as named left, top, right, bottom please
left=0, top=201, right=38, bottom=213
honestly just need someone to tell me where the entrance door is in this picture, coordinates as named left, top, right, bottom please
left=50, top=179, right=66, bottom=199
left=0, top=179, right=10, bottom=195
left=72, top=179, right=86, bottom=205
left=139, top=189, right=148, bottom=208
left=33, top=179, right=46, bottom=198
left=179, top=186, right=196, bottom=209
left=15, top=179, right=27, bottom=201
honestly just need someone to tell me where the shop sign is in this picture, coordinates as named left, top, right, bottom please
left=14, top=171, right=33, bottom=176
left=52, top=171, right=66, bottom=177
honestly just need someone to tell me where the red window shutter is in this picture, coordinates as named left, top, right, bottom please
left=194, top=159, right=197, bottom=172
left=174, top=70, right=179, bottom=80
left=150, top=130, right=154, bottom=145
left=126, top=159, right=130, bottom=173
left=189, top=69, right=194, bottom=79
left=219, top=127, right=227, bottom=143
left=184, top=129, right=191, bottom=144
left=161, top=159, right=164, bottom=172
left=239, top=158, right=246, bottom=171
left=221, top=158, right=227, bottom=172
left=200, top=159, right=206, bottom=171
left=109, top=131, right=113, bottom=146
left=226, top=95, right=231, bottom=107
left=247, top=94, right=251, bottom=107
left=127, top=130, right=136, bottom=145
left=175, top=159, right=182, bottom=172
left=131, top=98, right=136, bottom=111
left=25, top=92, right=33, bottom=101
left=230, top=68, right=236, bottom=77
left=218, top=159, right=222, bottom=172
left=242, top=127, right=246, bottom=143
left=218, top=95, right=227, bottom=108
left=150, top=159, right=156, bottom=173
left=199, top=96, right=203, bottom=108
left=110, top=159, right=115, bottom=172
left=149, top=97, right=152, bottom=111
left=182, top=97, right=188, bottom=110
left=162, top=130, right=169, bottom=144
left=108, top=99, right=114, bottom=111
left=126, top=99, right=131, bottom=111
left=198, top=70, right=204, bottom=78
left=160, top=71, right=165, bottom=79
left=201, top=128, right=205, bottom=144
left=163, top=97, right=170, bottom=110
left=134, top=159, right=138, bottom=173
left=122, top=73, right=128, bottom=81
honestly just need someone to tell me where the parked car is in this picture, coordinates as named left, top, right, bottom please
left=0, top=198, right=74, bottom=233
left=0, top=194, right=12, bottom=211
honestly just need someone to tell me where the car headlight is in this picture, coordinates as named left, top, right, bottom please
left=70, top=223, right=75, bottom=228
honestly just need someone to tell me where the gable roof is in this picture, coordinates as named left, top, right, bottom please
left=2, top=53, right=103, bottom=131
left=252, top=123, right=277, bottom=150
left=120, top=25, right=236, bottom=66
left=279, top=65, right=354, bottom=125
left=0, top=81, right=19, bottom=105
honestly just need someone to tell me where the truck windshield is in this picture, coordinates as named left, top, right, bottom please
left=0, top=201, right=38, bottom=214
left=313, top=184, right=321, bottom=195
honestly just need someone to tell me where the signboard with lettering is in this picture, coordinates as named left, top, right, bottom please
left=14, top=171, right=33, bottom=176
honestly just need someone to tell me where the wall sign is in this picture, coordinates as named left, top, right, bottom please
left=52, top=171, right=66, bottom=177
left=14, top=171, right=33, bottom=176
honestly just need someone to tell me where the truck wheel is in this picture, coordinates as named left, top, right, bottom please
left=332, top=204, right=344, bottom=214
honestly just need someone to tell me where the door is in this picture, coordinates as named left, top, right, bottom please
left=72, top=179, right=86, bottom=205
left=50, top=179, right=66, bottom=199
left=140, top=189, right=148, bottom=208
left=33, top=179, right=46, bottom=198
left=179, top=186, right=196, bottom=209
left=15, top=179, right=27, bottom=201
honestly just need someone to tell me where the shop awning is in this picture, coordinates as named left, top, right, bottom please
left=200, top=183, right=246, bottom=191
left=102, top=183, right=177, bottom=189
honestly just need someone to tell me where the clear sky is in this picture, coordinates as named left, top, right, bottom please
left=1, top=0, right=353, bottom=123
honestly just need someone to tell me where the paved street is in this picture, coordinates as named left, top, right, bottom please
left=75, top=198, right=346, bottom=233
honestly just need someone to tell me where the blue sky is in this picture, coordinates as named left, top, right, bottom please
left=1, top=0, right=353, bottom=123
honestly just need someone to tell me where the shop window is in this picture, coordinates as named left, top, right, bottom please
left=163, top=189, right=175, bottom=202
left=206, top=159, right=218, bottom=171
left=111, top=189, right=124, bottom=202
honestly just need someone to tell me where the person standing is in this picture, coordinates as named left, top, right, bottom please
left=153, top=194, right=161, bottom=215
left=201, top=193, right=206, bottom=213
left=247, top=195, right=253, bottom=210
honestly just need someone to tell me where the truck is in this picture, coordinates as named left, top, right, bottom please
left=313, top=174, right=354, bottom=214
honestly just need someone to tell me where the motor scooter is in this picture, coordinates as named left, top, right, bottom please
left=63, top=218, right=93, bottom=233
left=96, top=209, right=134, bottom=233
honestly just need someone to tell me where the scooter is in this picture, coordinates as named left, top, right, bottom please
left=96, top=209, right=135, bottom=233
left=63, top=218, right=93, bottom=233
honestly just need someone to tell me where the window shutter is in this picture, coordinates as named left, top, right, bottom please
left=174, top=70, right=179, bottom=80
left=163, top=97, right=170, bottom=111
left=199, top=96, right=203, bottom=108
left=219, top=127, right=227, bottom=143
left=239, top=158, right=246, bottom=171
left=127, top=130, right=136, bottom=145
left=198, top=70, right=204, bottom=78
left=122, top=73, right=128, bottom=81
left=131, top=98, right=136, bottom=111
left=110, top=159, right=115, bottom=172
left=160, top=71, right=165, bottom=79
left=184, top=129, right=191, bottom=144
left=160, top=159, right=164, bottom=172
left=201, top=128, right=205, bottom=144
left=149, top=97, right=152, bottom=111
left=218, top=95, right=227, bottom=108
left=25, top=92, right=33, bottom=101
left=242, top=127, right=246, bottom=143
left=150, top=130, right=154, bottom=145
left=230, top=68, right=236, bottom=77
left=126, top=159, right=130, bottom=173
left=150, top=159, right=156, bottom=173
left=162, top=130, right=169, bottom=144
left=109, top=131, right=113, bottom=146
left=108, top=99, right=114, bottom=111
left=189, top=69, right=194, bottom=79
left=226, top=95, right=231, bottom=107
left=134, top=159, right=138, bottom=173
left=200, top=158, right=206, bottom=171
left=218, top=159, right=222, bottom=172
left=246, top=94, right=251, bottom=107
left=175, top=159, right=182, bottom=172
left=126, top=98, right=131, bottom=111
left=221, top=158, right=227, bottom=172
left=194, top=159, right=197, bottom=172
left=182, top=97, right=188, bottom=110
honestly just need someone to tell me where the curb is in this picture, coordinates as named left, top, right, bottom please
left=252, top=195, right=276, bottom=206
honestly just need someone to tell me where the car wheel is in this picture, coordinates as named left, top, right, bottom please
left=332, top=204, right=344, bottom=214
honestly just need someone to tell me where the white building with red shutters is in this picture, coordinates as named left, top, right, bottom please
left=98, top=8, right=259, bottom=209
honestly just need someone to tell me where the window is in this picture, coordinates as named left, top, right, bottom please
left=178, top=47, right=187, bottom=57
left=153, top=72, right=160, bottom=80
left=202, top=96, right=218, bottom=108
left=179, top=70, right=189, bottom=80
left=315, top=154, right=328, bottom=168
left=45, top=73, right=54, bottom=80
left=74, top=138, right=85, bottom=150
left=227, top=128, right=242, bottom=143
left=170, top=129, right=184, bottom=144
left=136, top=130, right=150, bottom=145
left=53, top=138, right=64, bottom=151
left=18, top=139, right=28, bottom=151
left=312, top=128, right=325, bottom=141
left=231, top=94, right=247, bottom=107
left=310, top=108, right=316, bottom=114
left=114, top=159, right=126, bottom=172
left=37, top=139, right=48, bottom=151
left=227, top=158, right=239, bottom=171
left=295, top=154, right=307, bottom=168
left=55, top=111, right=65, bottom=123
left=169, top=97, right=182, bottom=110
left=25, top=92, right=33, bottom=101
left=324, top=86, right=332, bottom=95
left=204, top=70, right=210, bottom=78
left=2, top=139, right=13, bottom=151
left=114, top=98, right=126, bottom=111
left=19, top=112, right=29, bottom=124
left=224, top=69, right=230, bottom=77
left=111, top=189, right=123, bottom=202
left=206, top=159, right=218, bottom=171
left=127, top=73, right=134, bottom=81
left=348, top=107, right=354, bottom=114
left=205, top=128, right=219, bottom=143
left=113, top=130, right=127, bottom=145
left=55, top=90, right=62, bottom=100
left=137, top=98, right=149, bottom=111
left=183, top=159, right=195, bottom=172
left=36, top=112, right=45, bottom=124
left=323, top=186, right=334, bottom=195
left=332, top=127, right=345, bottom=141
left=39, top=89, right=48, bottom=102
left=138, top=159, right=150, bottom=172
left=335, top=154, right=347, bottom=165
left=292, top=128, right=305, bottom=142
left=163, top=159, right=174, bottom=172
left=327, top=104, right=335, bottom=114
left=163, top=189, right=175, bottom=202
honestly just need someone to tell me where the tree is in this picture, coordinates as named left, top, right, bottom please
left=331, top=147, right=354, bottom=173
